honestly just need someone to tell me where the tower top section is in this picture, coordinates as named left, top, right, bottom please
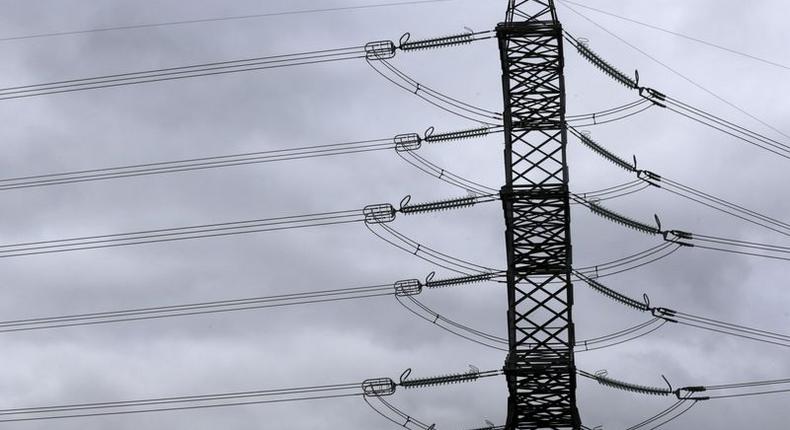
left=505, top=0, right=558, bottom=23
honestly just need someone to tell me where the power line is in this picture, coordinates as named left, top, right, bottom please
left=577, top=273, right=790, bottom=348
left=1, top=28, right=494, bottom=101
left=398, top=293, right=667, bottom=353
left=574, top=193, right=790, bottom=262
left=558, top=0, right=790, bottom=71
left=0, top=193, right=496, bottom=258
left=625, top=396, right=698, bottom=430
left=559, top=0, right=790, bottom=140
left=0, top=283, right=394, bottom=333
left=0, top=46, right=366, bottom=101
left=0, top=0, right=456, bottom=43
left=0, top=124, right=510, bottom=192
left=398, top=147, right=650, bottom=203
left=369, top=56, right=656, bottom=127
left=0, top=209, right=364, bottom=258
left=569, top=126, right=790, bottom=236
left=660, top=95, right=790, bottom=159
left=564, top=37, right=790, bottom=159
left=368, top=219, right=682, bottom=282
left=0, top=382, right=363, bottom=423
left=0, top=138, right=394, bottom=191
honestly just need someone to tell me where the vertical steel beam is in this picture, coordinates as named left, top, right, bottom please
left=497, top=1, right=580, bottom=429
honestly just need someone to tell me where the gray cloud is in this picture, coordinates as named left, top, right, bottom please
left=0, top=0, right=787, bottom=428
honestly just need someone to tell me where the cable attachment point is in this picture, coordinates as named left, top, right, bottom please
left=423, top=126, right=492, bottom=144
left=399, top=31, right=475, bottom=51
left=364, top=204, right=397, bottom=224
left=575, top=41, right=638, bottom=89
left=662, top=229, right=694, bottom=247
left=675, top=385, right=710, bottom=401
left=394, top=278, right=423, bottom=297
left=424, top=272, right=499, bottom=289
left=637, top=169, right=663, bottom=187
left=362, top=377, right=397, bottom=397
left=652, top=307, right=679, bottom=323
left=638, top=87, right=667, bottom=108
left=394, top=133, right=422, bottom=152
left=399, top=195, right=480, bottom=215
left=399, top=365, right=481, bottom=389
left=365, top=40, right=397, bottom=60
left=588, top=200, right=661, bottom=235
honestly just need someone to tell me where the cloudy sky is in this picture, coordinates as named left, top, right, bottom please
left=0, top=0, right=787, bottom=428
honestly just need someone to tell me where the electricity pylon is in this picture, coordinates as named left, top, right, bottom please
left=497, top=1, right=580, bottom=428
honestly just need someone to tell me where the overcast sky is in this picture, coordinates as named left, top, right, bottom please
left=0, top=0, right=787, bottom=428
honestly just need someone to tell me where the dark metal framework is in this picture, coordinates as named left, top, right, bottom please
left=497, top=1, right=580, bottom=428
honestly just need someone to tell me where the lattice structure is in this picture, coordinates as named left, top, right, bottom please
left=497, top=1, right=580, bottom=428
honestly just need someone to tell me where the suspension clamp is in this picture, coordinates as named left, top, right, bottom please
left=365, top=40, right=397, bottom=60
left=651, top=307, right=679, bottom=323
left=394, top=133, right=422, bottom=152
left=638, top=87, right=667, bottom=108
left=361, top=377, right=397, bottom=397
left=363, top=204, right=396, bottom=224
left=637, top=169, right=663, bottom=187
left=394, top=279, right=423, bottom=297
left=663, top=230, right=694, bottom=247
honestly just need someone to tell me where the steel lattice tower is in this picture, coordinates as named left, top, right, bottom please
left=497, top=1, right=580, bottom=429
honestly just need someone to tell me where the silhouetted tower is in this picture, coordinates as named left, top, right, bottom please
left=497, top=1, right=580, bottom=429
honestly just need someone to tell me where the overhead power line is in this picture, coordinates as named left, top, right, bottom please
left=573, top=193, right=790, bottom=262
left=0, top=209, right=364, bottom=258
left=577, top=272, right=790, bottom=348
left=0, top=124, right=507, bottom=192
left=0, top=0, right=456, bottom=43
left=0, top=271, right=499, bottom=334
left=396, top=145, right=650, bottom=204
left=569, top=126, right=790, bottom=237
left=562, top=33, right=790, bottom=160
left=580, top=369, right=790, bottom=402
left=0, top=283, right=394, bottom=333
left=0, top=138, right=394, bottom=190
left=0, top=366, right=499, bottom=423
left=397, top=292, right=667, bottom=353
left=367, top=219, right=682, bottom=281
left=559, top=1, right=790, bottom=140
left=0, top=29, right=493, bottom=101
left=0, top=194, right=494, bottom=258
left=0, top=46, right=367, bottom=100
left=368, top=56, right=656, bottom=127
left=557, top=0, right=790, bottom=71
left=0, top=382, right=363, bottom=423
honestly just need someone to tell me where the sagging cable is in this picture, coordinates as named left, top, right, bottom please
left=364, top=395, right=436, bottom=430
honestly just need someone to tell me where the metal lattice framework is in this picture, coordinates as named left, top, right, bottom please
left=498, top=1, right=580, bottom=428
